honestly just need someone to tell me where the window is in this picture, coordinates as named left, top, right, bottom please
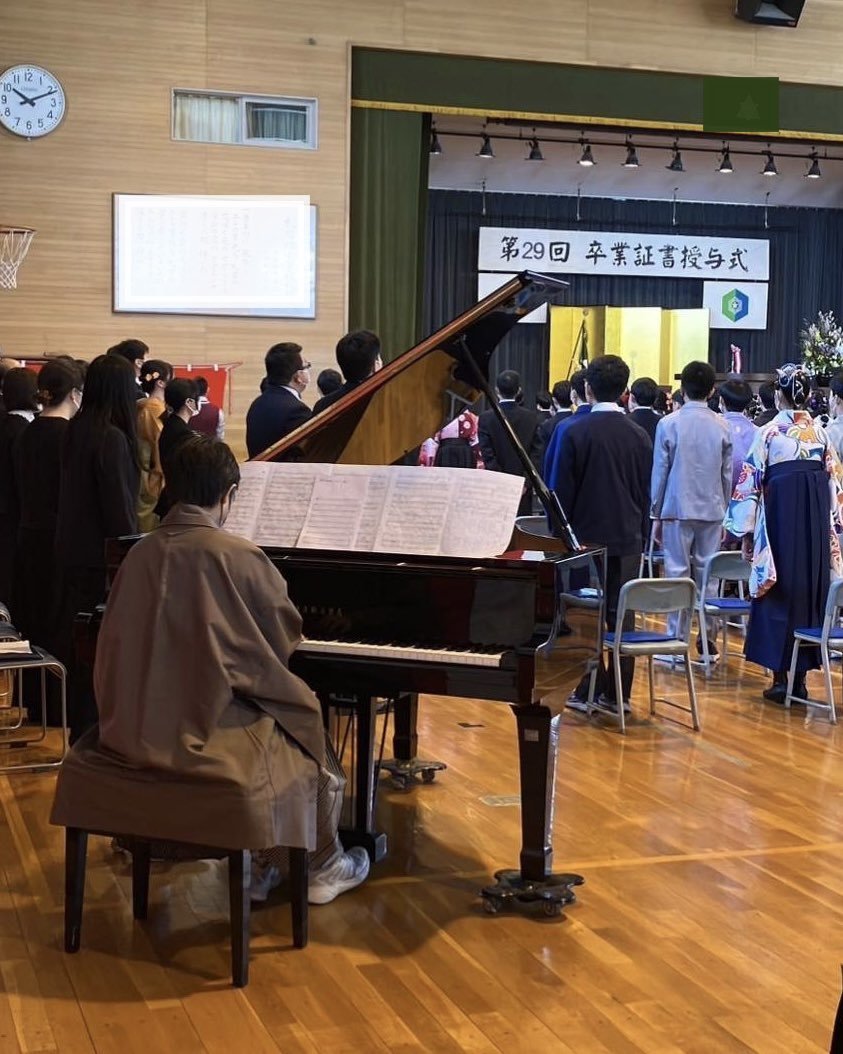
left=172, top=90, right=317, bottom=149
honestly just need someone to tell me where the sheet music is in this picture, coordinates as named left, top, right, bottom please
left=223, top=462, right=522, bottom=558
left=298, top=475, right=368, bottom=550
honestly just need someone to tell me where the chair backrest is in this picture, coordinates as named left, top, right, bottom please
left=702, top=551, right=751, bottom=592
left=617, top=578, right=697, bottom=636
left=824, top=577, right=843, bottom=620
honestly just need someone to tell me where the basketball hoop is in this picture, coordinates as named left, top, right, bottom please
left=0, top=227, right=35, bottom=290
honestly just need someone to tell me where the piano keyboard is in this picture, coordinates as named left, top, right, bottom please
left=298, top=638, right=506, bottom=667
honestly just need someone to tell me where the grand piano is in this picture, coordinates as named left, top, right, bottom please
left=94, top=272, right=606, bottom=915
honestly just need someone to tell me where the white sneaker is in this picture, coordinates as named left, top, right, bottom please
left=308, top=847, right=370, bottom=905
left=596, top=694, right=632, bottom=715
left=249, top=865, right=281, bottom=903
left=566, top=692, right=590, bottom=713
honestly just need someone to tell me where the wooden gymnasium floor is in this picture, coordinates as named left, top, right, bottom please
left=0, top=650, right=841, bottom=1053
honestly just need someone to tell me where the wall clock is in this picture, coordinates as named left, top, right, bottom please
left=0, top=64, right=65, bottom=138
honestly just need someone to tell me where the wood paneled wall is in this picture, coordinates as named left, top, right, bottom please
left=1, top=0, right=840, bottom=452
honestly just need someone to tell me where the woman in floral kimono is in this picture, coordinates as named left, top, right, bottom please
left=724, top=364, right=843, bottom=702
left=418, top=410, right=485, bottom=469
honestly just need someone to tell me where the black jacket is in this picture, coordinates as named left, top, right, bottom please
left=477, top=402, right=542, bottom=476
left=629, top=407, right=661, bottom=444
left=553, top=410, right=652, bottom=557
left=246, top=384, right=312, bottom=458
left=313, top=379, right=363, bottom=416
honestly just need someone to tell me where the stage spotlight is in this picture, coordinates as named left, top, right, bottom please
left=718, top=147, right=734, bottom=174
left=527, top=138, right=544, bottom=161
left=762, top=151, right=778, bottom=176
left=430, top=129, right=442, bottom=156
left=806, top=152, right=822, bottom=178
left=623, top=141, right=640, bottom=168
left=666, top=142, right=684, bottom=172
left=477, top=134, right=494, bottom=159
left=578, top=138, right=596, bottom=166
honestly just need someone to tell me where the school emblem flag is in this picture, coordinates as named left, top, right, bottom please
left=704, top=281, right=768, bottom=330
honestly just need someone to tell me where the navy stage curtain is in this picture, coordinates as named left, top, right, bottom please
left=424, top=189, right=843, bottom=408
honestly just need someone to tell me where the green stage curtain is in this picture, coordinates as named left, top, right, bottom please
left=349, top=108, right=429, bottom=362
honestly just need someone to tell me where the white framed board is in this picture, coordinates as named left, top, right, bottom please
left=113, top=194, right=316, bottom=317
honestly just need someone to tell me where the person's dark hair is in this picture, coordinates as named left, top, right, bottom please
left=194, top=376, right=209, bottom=398
left=496, top=369, right=521, bottom=399
left=317, top=368, right=343, bottom=397
left=165, top=435, right=240, bottom=507
left=586, top=355, right=630, bottom=403
left=758, top=380, right=776, bottom=409
left=551, top=380, right=572, bottom=408
left=653, top=390, right=669, bottom=414
left=264, top=342, right=305, bottom=386
left=630, top=377, right=658, bottom=408
left=72, top=354, right=139, bottom=465
left=829, top=370, right=843, bottom=401
left=336, top=330, right=381, bottom=384
left=720, top=379, right=753, bottom=413
left=536, top=390, right=553, bottom=412
left=37, top=359, right=83, bottom=408
left=707, top=390, right=722, bottom=413
left=0, top=361, right=14, bottom=387
left=107, top=338, right=149, bottom=365
left=139, top=359, right=173, bottom=395
left=164, top=377, right=198, bottom=413
left=569, top=369, right=587, bottom=402
left=680, top=361, right=716, bottom=402
left=775, top=363, right=811, bottom=408
left=672, top=388, right=685, bottom=409
left=3, top=368, right=39, bottom=412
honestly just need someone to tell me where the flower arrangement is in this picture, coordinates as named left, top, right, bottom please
left=799, top=310, right=843, bottom=379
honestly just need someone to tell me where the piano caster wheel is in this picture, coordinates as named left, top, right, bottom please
left=390, top=775, right=412, bottom=792
left=421, top=769, right=437, bottom=784
left=542, top=899, right=563, bottom=918
left=483, top=896, right=503, bottom=915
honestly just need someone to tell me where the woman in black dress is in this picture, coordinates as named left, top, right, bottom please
left=155, top=377, right=199, bottom=519
left=13, top=359, right=84, bottom=657
left=0, top=368, right=40, bottom=606
left=55, top=354, right=140, bottom=740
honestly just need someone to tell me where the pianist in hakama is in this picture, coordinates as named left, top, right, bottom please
left=51, top=436, right=370, bottom=905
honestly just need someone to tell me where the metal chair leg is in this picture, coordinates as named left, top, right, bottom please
left=647, top=655, right=655, bottom=716
left=684, top=651, right=701, bottom=731
left=785, top=638, right=801, bottom=710
left=822, top=644, right=837, bottom=723
left=613, top=649, right=626, bottom=734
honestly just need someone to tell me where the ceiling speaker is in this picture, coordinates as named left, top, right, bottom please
left=734, top=0, right=806, bottom=26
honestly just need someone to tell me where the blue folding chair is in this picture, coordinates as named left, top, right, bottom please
left=784, top=578, right=843, bottom=723
left=698, top=551, right=752, bottom=678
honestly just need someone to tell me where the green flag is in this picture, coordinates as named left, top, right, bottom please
left=703, top=76, right=780, bottom=133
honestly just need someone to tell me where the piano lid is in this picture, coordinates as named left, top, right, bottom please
left=251, top=271, right=569, bottom=466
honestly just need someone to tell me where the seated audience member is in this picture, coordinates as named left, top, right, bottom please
left=155, top=377, right=199, bottom=519
left=826, top=371, right=843, bottom=461
left=50, top=436, right=370, bottom=905
left=0, top=368, right=40, bottom=604
left=719, top=379, right=757, bottom=490
left=193, top=376, right=225, bottom=440
left=478, top=370, right=542, bottom=516
left=542, top=369, right=590, bottom=490
left=536, top=379, right=573, bottom=453
left=136, top=360, right=173, bottom=532
left=651, top=361, right=732, bottom=659
left=754, top=380, right=777, bottom=426
left=246, top=343, right=313, bottom=458
left=14, top=360, right=83, bottom=663
left=107, top=338, right=149, bottom=399
left=419, top=410, right=484, bottom=469
left=316, top=368, right=343, bottom=400
left=314, top=330, right=383, bottom=415
left=627, top=377, right=661, bottom=443
left=553, top=355, right=652, bottom=713
left=55, top=354, right=140, bottom=741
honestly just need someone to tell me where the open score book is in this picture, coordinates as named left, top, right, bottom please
left=223, top=462, right=524, bottom=559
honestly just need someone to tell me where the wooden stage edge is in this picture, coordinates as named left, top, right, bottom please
left=0, top=649, right=841, bottom=1053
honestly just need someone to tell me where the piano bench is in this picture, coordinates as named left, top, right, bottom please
left=61, top=828, right=309, bottom=987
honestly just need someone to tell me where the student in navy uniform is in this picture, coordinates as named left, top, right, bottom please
left=155, top=377, right=199, bottom=519
left=552, top=355, right=652, bottom=714
left=477, top=370, right=543, bottom=516
left=313, top=331, right=382, bottom=416
left=0, top=368, right=40, bottom=605
left=246, top=343, right=313, bottom=457
left=627, top=377, right=661, bottom=444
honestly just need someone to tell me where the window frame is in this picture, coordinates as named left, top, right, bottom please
left=171, top=88, right=318, bottom=150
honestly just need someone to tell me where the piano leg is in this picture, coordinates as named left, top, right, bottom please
left=480, top=703, right=583, bottom=918
left=327, top=694, right=388, bottom=864
left=381, top=693, right=447, bottom=790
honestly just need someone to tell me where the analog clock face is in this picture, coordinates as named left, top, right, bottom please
left=0, top=65, right=65, bottom=138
